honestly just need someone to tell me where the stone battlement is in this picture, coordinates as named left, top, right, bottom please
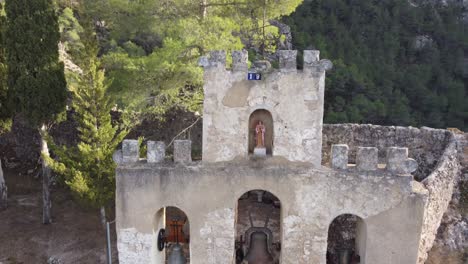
left=199, top=50, right=333, bottom=73
left=116, top=139, right=418, bottom=178
left=330, top=144, right=418, bottom=175
left=114, top=139, right=193, bottom=164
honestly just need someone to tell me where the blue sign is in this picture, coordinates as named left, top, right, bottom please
left=247, top=73, right=262, bottom=80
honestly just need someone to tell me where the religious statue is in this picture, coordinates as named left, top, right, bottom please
left=255, top=121, right=266, bottom=148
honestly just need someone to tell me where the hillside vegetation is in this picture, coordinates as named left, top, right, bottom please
left=285, top=0, right=468, bottom=130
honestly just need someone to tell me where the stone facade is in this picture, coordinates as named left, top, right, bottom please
left=115, top=50, right=463, bottom=264
left=201, top=50, right=330, bottom=166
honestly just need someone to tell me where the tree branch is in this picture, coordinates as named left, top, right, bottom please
left=167, top=117, right=201, bottom=148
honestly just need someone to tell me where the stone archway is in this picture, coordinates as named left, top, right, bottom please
left=248, top=109, right=274, bottom=155
left=235, top=190, right=281, bottom=264
left=153, top=206, right=190, bottom=264
left=326, top=214, right=366, bottom=264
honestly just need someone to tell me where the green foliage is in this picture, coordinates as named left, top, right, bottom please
left=285, top=0, right=468, bottom=130
left=0, top=2, right=11, bottom=134
left=47, top=44, right=128, bottom=208
left=58, top=7, right=84, bottom=56
left=5, top=0, right=67, bottom=128
left=78, top=0, right=303, bottom=118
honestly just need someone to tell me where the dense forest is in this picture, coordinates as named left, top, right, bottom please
left=285, top=0, right=468, bottom=130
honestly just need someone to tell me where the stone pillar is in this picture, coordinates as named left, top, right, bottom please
left=147, top=141, right=166, bottom=163
left=303, top=50, right=320, bottom=68
left=386, top=147, right=418, bottom=175
left=174, top=140, right=192, bottom=163
left=232, top=50, right=248, bottom=72
left=356, top=147, right=378, bottom=171
left=278, top=50, right=297, bottom=72
left=122, top=139, right=139, bottom=163
left=331, top=144, right=349, bottom=170
left=209, top=50, right=226, bottom=68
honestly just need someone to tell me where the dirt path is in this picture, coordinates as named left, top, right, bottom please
left=0, top=169, right=118, bottom=264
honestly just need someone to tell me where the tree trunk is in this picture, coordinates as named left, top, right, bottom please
left=0, top=158, right=7, bottom=210
left=40, top=125, right=52, bottom=224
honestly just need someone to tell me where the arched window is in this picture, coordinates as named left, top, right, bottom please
left=327, top=214, right=366, bottom=264
left=153, top=206, right=190, bottom=264
left=235, top=190, right=281, bottom=264
left=248, top=109, right=274, bottom=156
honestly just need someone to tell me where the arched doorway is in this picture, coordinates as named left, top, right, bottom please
left=248, top=109, right=274, bottom=156
left=235, top=190, right=281, bottom=264
left=326, top=214, right=366, bottom=264
left=153, top=206, right=190, bottom=264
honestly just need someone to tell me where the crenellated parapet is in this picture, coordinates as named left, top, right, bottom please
left=199, top=49, right=333, bottom=73
left=114, top=139, right=192, bottom=165
left=330, top=144, right=418, bottom=175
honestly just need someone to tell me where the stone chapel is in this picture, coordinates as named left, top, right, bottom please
left=113, top=49, right=459, bottom=264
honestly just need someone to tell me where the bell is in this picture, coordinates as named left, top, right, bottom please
left=245, top=232, right=274, bottom=264
left=338, top=249, right=352, bottom=264
left=168, top=244, right=187, bottom=264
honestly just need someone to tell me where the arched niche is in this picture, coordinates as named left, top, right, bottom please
left=235, top=190, right=281, bottom=264
left=326, top=214, right=366, bottom=264
left=153, top=206, right=190, bottom=264
left=248, top=109, right=274, bottom=156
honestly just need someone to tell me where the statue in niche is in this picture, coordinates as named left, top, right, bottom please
left=255, top=121, right=266, bottom=148
left=254, top=121, right=267, bottom=156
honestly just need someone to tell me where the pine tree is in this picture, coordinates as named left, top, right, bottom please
left=5, top=0, right=67, bottom=223
left=84, top=0, right=304, bottom=117
left=47, top=40, right=128, bottom=225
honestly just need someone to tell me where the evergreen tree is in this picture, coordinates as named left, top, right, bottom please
left=285, top=0, right=468, bottom=130
left=0, top=2, right=10, bottom=134
left=47, top=39, right=128, bottom=225
left=80, top=0, right=303, bottom=118
left=5, top=0, right=67, bottom=223
left=0, top=2, right=9, bottom=210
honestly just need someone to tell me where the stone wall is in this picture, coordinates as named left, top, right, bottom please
left=417, top=135, right=460, bottom=263
left=115, top=139, right=427, bottom=264
left=425, top=132, right=467, bottom=264
left=322, top=124, right=452, bottom=180
left=200, top=50, right=332, bottom=166
left=321, top=124, right=463, bottom=263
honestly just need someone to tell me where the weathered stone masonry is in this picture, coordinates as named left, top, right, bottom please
left=115, top=50, right=462, bottom=264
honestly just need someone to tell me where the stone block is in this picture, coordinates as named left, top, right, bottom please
left=356, top=147, right=378, bottom=171
left=278, top=50, right=297, bottom=72
left=113, top=149, right=123, bottom=165
left=386, top=147, right=418, bottom=175
left=331, top=144, right=349, bottom=170
left=319, top=59, right=333, bottom=71
left=232, top=50, right=248, bottom=72
left=209, top=50, right=226, bottom=68
left=122, top=140, right=139, bottom=163
left=174, top=140, right=192, bottom=163
left=147, top=141, right=165, bottom=163
left=303, top=50, right=320, bottom=67
left=253, top=147, right=267, bottom=157
left=252, top=60, right=271, bottom=72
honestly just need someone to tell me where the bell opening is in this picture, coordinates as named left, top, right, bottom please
left=235, top=190, right=281, bottom=264
left=326, top=214, right=366, bottom=264
left=153, top=206, right=190, bottom=264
